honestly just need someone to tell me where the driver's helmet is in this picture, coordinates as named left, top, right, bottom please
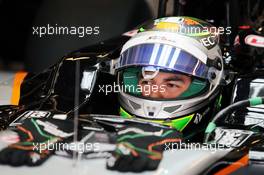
left=116, top=17, right=224, bottom=132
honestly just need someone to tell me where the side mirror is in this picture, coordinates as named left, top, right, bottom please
left=80, top=67, right=98, bottom=94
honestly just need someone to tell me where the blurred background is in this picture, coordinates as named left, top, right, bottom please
left=0, top=0, right=263, bottom=72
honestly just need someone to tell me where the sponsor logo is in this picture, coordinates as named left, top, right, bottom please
left=9, top=110, right=51, bottom=126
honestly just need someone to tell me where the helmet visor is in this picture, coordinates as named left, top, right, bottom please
left=118, top=43, right=209, bottom=79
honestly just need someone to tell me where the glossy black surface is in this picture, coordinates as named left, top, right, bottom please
left=227, top=70, right=264, bottom=126
left=0, top=35, right=129, bottom=129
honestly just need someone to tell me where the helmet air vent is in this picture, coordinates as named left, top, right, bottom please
left=129, top=100, right=141, bottom=110
left=163, top=105, right=181, bottom=113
